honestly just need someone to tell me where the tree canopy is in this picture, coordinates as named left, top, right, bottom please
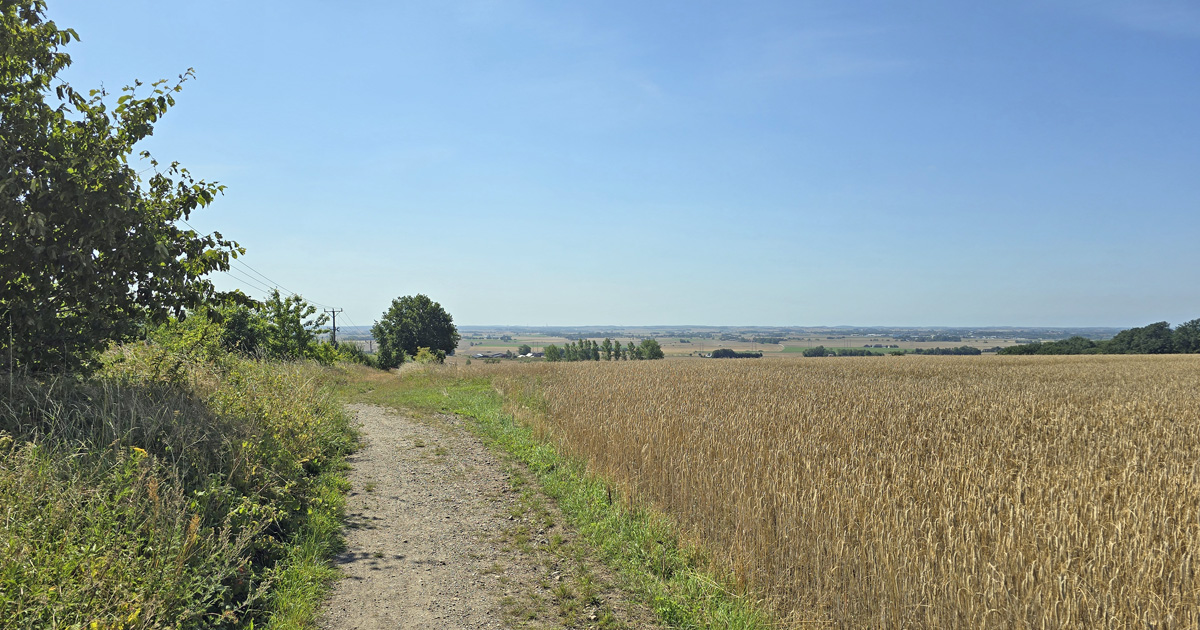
left=217, top=290, right=329, bottom=361
left=999, top=320, right=1200, bottom=355
left=544, top=338, right=664, bottom=362
left=371, top=294, right=460, bottom=369
left=1, top=0, right=241, bottom=373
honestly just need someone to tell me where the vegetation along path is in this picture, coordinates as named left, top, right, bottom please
left=321, top=403, right=653, bottom=629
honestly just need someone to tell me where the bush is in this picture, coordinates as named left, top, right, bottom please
left=414, top=346, right=446, bottom=364
left=0, top=338, right=356, bottom=628
left=334, top=342, right=377, bottom=367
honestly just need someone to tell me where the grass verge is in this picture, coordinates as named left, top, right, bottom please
left=336, top=365, right=773, bottom=629
left=1, top=339, right=357, bottom=629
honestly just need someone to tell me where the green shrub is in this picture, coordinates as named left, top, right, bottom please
left=414, top=346, right=446, bottom=364
left=333, top=342, right=376, bottom=368
left=0, top=341, right=356, bottom=628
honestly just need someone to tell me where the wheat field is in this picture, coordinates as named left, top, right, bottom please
left=489, top=355, right=1200, bottom=627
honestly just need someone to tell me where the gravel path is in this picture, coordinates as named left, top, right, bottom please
left=320, top=404, right=540, bottom=630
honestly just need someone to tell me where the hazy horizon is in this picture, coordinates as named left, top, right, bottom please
left=350, top=322, right=1132, bottom=331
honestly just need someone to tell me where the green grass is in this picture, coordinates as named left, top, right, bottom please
left=262, top=465, right=352, bottom=629
left=336, top=365, right=772, bottom=629
left=1, top=338, right=357, bottom=629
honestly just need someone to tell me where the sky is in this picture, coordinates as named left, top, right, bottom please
left=47, top=0, right=1200, bottom=328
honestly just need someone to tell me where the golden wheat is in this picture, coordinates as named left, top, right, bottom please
left=487, top=355, right=1200, bottom=628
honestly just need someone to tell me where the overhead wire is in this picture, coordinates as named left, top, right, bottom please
left=178, top=218, right=335, bottom=309
left=223, top=267, right=276, bottom=295
left=220, top=272, right=275, bottom=298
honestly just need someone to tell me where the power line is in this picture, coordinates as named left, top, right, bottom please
left=178, top=218, right=335, bottom=309
left=223, top=267, right=276, bottom=296
left=231, top=258, right=288, bottom=293
left=220, top=272, right=275, bottom=298
left=233, top=258, right=332, bottom=307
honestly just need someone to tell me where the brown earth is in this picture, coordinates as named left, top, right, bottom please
left=320, top=403, right=656, bottom=630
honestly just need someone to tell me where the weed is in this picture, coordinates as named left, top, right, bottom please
left=1, top=342, right=357, bottom=629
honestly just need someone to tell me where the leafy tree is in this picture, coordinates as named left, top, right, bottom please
left=258, top=290, right=328, bottom=360
left=639, top=338, right=664, bottom=360
left=544, top=344, right=562, bottom=362
left=803, top=346, right=829, bottom=357
left=518, top=344, right=532, bottom=355
left=1175, top=319, right=1200, bottom=354
left=626, top=341, right=637, bottom=359
left=213, top=290, right=326, bottom=361
left=216, top=302, right=264, bottom=356
left=1, top=1, right=241, bottom=373
left=602, top=338, right=613, bottom=360
left=1106, top=321, right=1174, bottom=354
left=614, top=341, right=623, bottom=361
left=999, top=336, right=1100, bottom=355
left=371, top=294, right=459, bottom=370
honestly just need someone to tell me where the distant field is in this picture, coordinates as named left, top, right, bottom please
left=781, top=345, right=897, bottom=354
left=452, top=334, right=1022, bottom=361
left=486, top=355, right=1200, bottom=627
left=462, top=341, right=530, bottom=348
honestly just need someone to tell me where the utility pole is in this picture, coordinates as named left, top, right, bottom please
left=324, top=308, right=343, bottom=346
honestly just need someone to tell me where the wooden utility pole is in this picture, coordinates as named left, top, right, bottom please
left=325, top=308, right=343, bottom=346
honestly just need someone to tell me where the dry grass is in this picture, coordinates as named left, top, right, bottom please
left=484, top=355, right=1200, bottom=628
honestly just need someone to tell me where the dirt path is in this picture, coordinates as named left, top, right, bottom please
left=320, top=404, right=654, bottom=630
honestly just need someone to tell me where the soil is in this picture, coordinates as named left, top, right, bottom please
left=320, top=404, right=656, bottom=630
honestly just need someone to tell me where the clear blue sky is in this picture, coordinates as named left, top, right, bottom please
left=50, top=1, right=1200, bottom=327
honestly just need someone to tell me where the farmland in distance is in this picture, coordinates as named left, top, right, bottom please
left=488, top=355, right=1200, bottom=627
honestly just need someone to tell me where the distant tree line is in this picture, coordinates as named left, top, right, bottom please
left=545, top=338, right=664, bottom=362
left=999, top=320, right=1200, bottom=355
left=710, top=349, right=763, bottom=359
left=802, top=345, right=983, bottom=357
left=835, top=348, right=881, bottom=356
left=803, top=346, right=888, bottom=357
left=896, top=334, right=962, bottom=342
left=752, top=337, right=785, bottom=345
left=911, top=346, right=983, bottom=356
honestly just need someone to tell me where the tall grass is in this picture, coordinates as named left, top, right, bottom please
left=0, top=341, right=356, bottom=629
left=487, top=355, right=1200, bottom=627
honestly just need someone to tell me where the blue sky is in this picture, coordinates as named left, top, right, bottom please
left=49, top=1, right=1200, bottom=327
